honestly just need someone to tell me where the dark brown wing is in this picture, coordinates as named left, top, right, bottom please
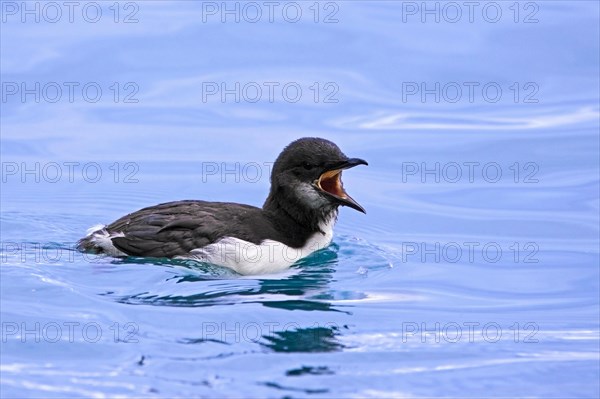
left=104, top=200, right=277, bottom=257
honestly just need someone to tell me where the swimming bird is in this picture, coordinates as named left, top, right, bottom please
left=77, top=137, right=367, bottom=275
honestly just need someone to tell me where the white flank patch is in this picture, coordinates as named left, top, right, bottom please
left=85, top=225, right=128, bottom=257
left=182, top=217, right=335, bottom=275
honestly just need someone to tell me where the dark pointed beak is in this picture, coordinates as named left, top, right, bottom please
left=315, top=158, right=368, bottom=214
left=338, top=191, right=367, bottom=214
left=328, top=158, right=369, bottom=171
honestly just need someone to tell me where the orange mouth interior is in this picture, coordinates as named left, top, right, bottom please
left=317, top=170, right=347, bottom=198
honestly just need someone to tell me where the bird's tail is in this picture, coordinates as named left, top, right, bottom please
left=76, top=224, right=108, bottom=254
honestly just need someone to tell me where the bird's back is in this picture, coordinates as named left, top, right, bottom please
left=77, top=200, right=284, bottom=258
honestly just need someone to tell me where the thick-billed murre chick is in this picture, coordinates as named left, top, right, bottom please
left=77, top=137, right=368, bottom=275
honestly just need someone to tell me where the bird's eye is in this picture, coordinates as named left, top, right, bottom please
left=302, top=162, right=314, bottom=170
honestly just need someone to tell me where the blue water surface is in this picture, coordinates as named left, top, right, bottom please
left=1, top=1, right=599, bottom=397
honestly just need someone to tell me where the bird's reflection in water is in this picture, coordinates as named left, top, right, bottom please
left=261, top=324, right=346, bottom=353
left=104, top=246, right=349, bottom=354
left=106, top=244, right=342, bottom=311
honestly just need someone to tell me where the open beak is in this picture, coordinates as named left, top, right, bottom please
left=314, top=158, right=368, bottom=213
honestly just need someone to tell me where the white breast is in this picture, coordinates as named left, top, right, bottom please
left=181, top=217, right=335, bottom=275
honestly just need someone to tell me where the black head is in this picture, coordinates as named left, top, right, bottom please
left=263, top=137, right=367, bottom=230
